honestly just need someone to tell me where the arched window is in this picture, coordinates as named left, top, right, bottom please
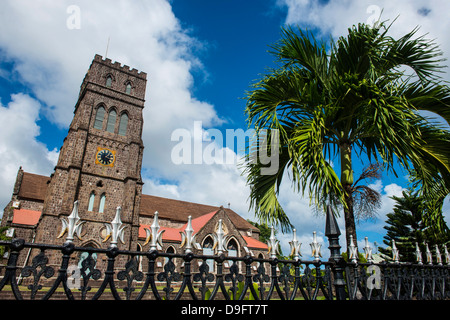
left=118, top=113, right=128, bottom=136
left=202, top=236, right=215, bottom=272
left=227, top=239, right=238, bottom=266
left=88, top=192, right=95, bottom=211
left=125, top=83, right=132, bottom=94
left=99, top=193, right=106, bottom=213
left=257, top=253, right=264, bottom=269
left=106, top=109, right=117, bottom=133
left=164, top=246, right=176, bottom=267
left=106, top=76, right=112, bottom=88
left=94, top=106, right=105, bottom=130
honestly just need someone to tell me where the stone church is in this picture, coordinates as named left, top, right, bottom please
left=1, top=55, right=267, bottom=269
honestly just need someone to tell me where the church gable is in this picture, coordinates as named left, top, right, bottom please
left=138, top=207, right=268, bottom=255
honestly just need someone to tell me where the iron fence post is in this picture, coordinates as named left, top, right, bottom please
left=0, top=238, right=24, bottom=300
left=325, top=206, right=347, bottom=300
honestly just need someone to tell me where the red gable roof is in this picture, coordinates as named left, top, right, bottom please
left=139, top=211, right=218, bottom=242
left=12, top=209, right=41, bottom=226
left=182, top=211, right=217, bottom=234
left=139, top=210, right=268, bottom=250
left=243, top=235, right=268, bottom=249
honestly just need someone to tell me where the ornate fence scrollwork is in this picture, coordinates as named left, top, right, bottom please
left=0, top=206, right=449, bottom=300
left=20, top=250, right=54, bottom=300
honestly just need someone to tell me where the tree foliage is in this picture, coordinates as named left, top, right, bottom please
left=380, top=190, right=450, bottom=263
left=243, top=20, right=450, bottom=248
left=0, top=225, right=12, bottom=256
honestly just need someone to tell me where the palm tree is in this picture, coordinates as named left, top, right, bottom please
left=243, top=21, right=450, bottom=249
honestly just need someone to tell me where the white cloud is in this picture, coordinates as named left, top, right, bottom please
left=0, top=0, right=225, bottom=213
left=277, top=0, right=450, bottom=81
left=0, top=94, right=57, bottom=207
left=357, top=182, right=406, bottom=236
left=368, top=179, right=383, bottom=194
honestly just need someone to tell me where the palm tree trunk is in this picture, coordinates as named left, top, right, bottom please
left=340, top=142, right=358, bottom=253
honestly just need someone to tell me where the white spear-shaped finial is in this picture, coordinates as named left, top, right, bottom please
left=444, top=244, right=450, bottom=265
left=267, top=226, right=279, bottom=259
left=425, top=242, right=433, bottom=265
left=392, top=240, right=400, bottom=263
left=102, top=206, right=126, bottom=248
left=144, top=211, right=165, bottom=251
left=57, top=201, right=85, bottom=243
left=348, top=234, right=358, bottom=263
left=435, top=244, right=442, bottom=266
left=310, top=231, right=322, bottom=262
left=363, top=237, right=373, bottom=263
left=180, top=216, right=198, bottom=253
left=212, top=219, right=228, bottom=255
left=415, top=242, right=423, bottom=265
left=289, top=229, right=302, bottom=261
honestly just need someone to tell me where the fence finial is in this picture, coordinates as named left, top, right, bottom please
left=57, top=201, right=84, bottom=243
left=444, top=244, right=450, bottom=265
left=267, top=226, right=279, bottom=259
left=289, top=229, right=302, bottom=260
left=212, top=219, right=228, bottom=255
left=324, top=205, right=346, bottom=300
left=310, top=231, right=322, bottom=262
left=144, top=211, right=165, bottom=251
left=392, top=240, right=399, bottom=264
left=325, top=205, right=340, bottom=237
left=102, top=206, right=126, bottom=248
left=348, top=235, right=358, bottom=263
left=425, top=242, right=433, bottom=265
left=180, top=216, right=197, bottom=253
left=415, top=242, right=423, bottom=265
left=363, top=237, right=373, bottom=263
left=435, top=244, right=442, bottom=266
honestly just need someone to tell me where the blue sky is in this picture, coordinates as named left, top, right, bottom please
left=171, top=1, right=285, bottom=129
left=0, top=0, right=449, bottom=256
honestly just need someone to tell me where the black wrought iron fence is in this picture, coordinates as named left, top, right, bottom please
left=0, top=206, right=449, bottom=300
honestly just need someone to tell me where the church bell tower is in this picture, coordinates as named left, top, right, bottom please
left=35, top=55, right=147, bottom=250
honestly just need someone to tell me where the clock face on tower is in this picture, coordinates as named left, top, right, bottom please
left=95, top=148, right=116, bottom=167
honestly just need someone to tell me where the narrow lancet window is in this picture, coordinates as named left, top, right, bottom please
left=118, top=113, right=128, bottom=136
left=99, top=193, right=106, bottom=213
left=106, top=76, right=112, bottom=88
left=94, top=106, right=105, bottom=130
left=202, top=236, right=215, bottom=272
left=106, top=109, right=117, bottom=133
left=88, top=192, right=95, bottom=211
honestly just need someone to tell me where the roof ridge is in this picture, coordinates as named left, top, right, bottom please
left=141, top=194, right=221, bottom=209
